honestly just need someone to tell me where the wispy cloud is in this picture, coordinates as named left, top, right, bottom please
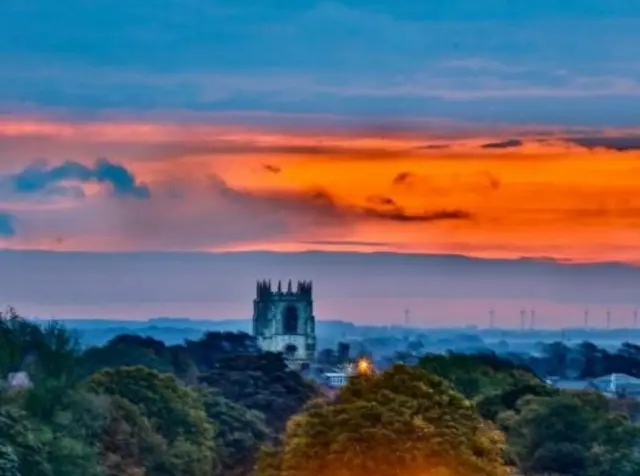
left=1, top=2, right=639, bottom=125
left=439, top=58, right=531, bottom=73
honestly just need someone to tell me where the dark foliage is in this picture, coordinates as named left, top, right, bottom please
left=201, top=388, right=271, bottom=476
left=185, top=332, right=260, bottom=372
left=198, top=353, right=320, bottom=434
left=523, top=340, right=640, bottom=380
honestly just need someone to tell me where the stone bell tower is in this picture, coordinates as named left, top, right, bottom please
left=252, top=279, right=316, bottom=367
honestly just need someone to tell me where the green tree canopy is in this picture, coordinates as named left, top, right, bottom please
left=0, top=311, right=105, bottom=476
left=0, top=442, right=20, bottom=476
left=0, top=402, right=103, bottom=476
left=95, top=395, right=167, bottom=476
left=500, top=391, right=640, bottom=476
left=80, top=335, right=176, bottom=378
left=476, top=382, right=558, bottom=422
left=87, top=366, right=218, bottom=476
left=185, top=332, right=260, bottom=372
left=261, top=364, right=509, bottom=476
left=199, top=353, right=319, bottom=434
left=419, top=352, right=540, bottom=400
left=201, top=388, right=271, bottom=476
left=0, top=405, right=51, bottom=475
left=0, top=308, right=81, bottom=383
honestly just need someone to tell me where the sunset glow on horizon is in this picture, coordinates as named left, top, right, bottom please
left=1, top=116, right=639, bottom=264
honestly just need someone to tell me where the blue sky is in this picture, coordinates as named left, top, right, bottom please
left=1, top=0, right=639, bottom=125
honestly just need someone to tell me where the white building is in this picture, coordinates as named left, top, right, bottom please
left=6, top=371, right=32, bottom=390
left=323, top=371, right=349, bottom=388
left=321, top=360, right=371, bottom=388
left=547, top=373, right=640, bottom=398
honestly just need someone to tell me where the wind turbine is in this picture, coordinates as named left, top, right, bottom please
left=584, top=309, right=590, bottom=329
left=529, top=309, right=536, bottom=330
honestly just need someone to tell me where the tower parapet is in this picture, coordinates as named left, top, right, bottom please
left=255, top=279, right=313, bottom=298
left=256, top=280, right=273, bottom=300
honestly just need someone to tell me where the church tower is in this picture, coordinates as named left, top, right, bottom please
left=253, top=279, right=317, bottom=367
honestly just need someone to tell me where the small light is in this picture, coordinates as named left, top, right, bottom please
left=357, top=358, right=372, bottom=374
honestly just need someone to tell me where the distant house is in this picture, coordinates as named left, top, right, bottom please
left=323, top=371, right=349, bottom=388
left=321, top=362, right=360, bottom=388
left=546, top=377, right=591, bottom=391
left=592, top=373, right=640, bottom=398
left=6, top=371, right=32, bottom=390
left=320, top=359, right=376, bottom=389
left=547, top=373, right=640, bottom=398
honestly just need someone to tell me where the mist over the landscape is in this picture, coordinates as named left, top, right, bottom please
left=3, top=250, right=640, bottom=327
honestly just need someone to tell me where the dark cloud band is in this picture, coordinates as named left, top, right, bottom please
left=10, top=159, right=150, bottom=199
left=481, top=139, right=523, bottom=149
left=567, top=136, right=640, bottom=151
left=0, top=212, right=16, bottom=237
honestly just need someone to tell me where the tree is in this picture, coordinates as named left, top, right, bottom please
left=540, top=342, right=572, bottom=378
left=80, top=335, right=175, bottom=378
left=43, top=432, right=104, bottom=476
left=262, top=365, right=509, bottom=476
left=87, top=366, right=218, bottom=476
left=418, top=352, right=540, bottom=400
left=201, top=389, right=271, bottom=476
left=0, top=310, right=81, bottom=383
left=256, top=445, right=283, bottom=476
left=199, top=353, right=319, bottom=434
left=0, top=311, right=104, bottom=476
left=0, top=405, right=51, bottom=475
left=476, top=383, right=557, bottom=422
left=0, top=402, right=103, bottom=476
left=577, top=342, right=608, bottom=379
left=0, top=443, right=19, bottom=476
left=500, top=391, right=640, bottom=476
left=184, top=332, right=260, bottom=372
left=98, top=395, right=167, bottom=476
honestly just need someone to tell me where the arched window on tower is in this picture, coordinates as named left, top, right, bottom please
left=283, top=305, right=299, bottom=334
left=284, top=344, right=298, bottom=359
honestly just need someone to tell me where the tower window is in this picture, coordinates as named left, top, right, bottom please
left=284, top=343, right=298, bottom=359
left=283, top=305, right=299, bottom=334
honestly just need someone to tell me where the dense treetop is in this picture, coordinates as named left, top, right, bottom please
left=262, top=365, right=509, bottom=476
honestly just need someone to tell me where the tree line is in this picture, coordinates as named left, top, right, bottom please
left=2, top=308, right=640, bottom=476
left=516, top=341, right=640, bottom=380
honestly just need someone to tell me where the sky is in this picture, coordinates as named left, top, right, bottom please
left=1, top=1, right=639, bottom=324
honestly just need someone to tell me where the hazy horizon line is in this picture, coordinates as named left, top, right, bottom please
left=23, top=315, right=640, bottom=332
left=1, top=248, right=638, bottom=270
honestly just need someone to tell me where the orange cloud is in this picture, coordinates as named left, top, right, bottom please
left=1, top=117, right=640, bottom=264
